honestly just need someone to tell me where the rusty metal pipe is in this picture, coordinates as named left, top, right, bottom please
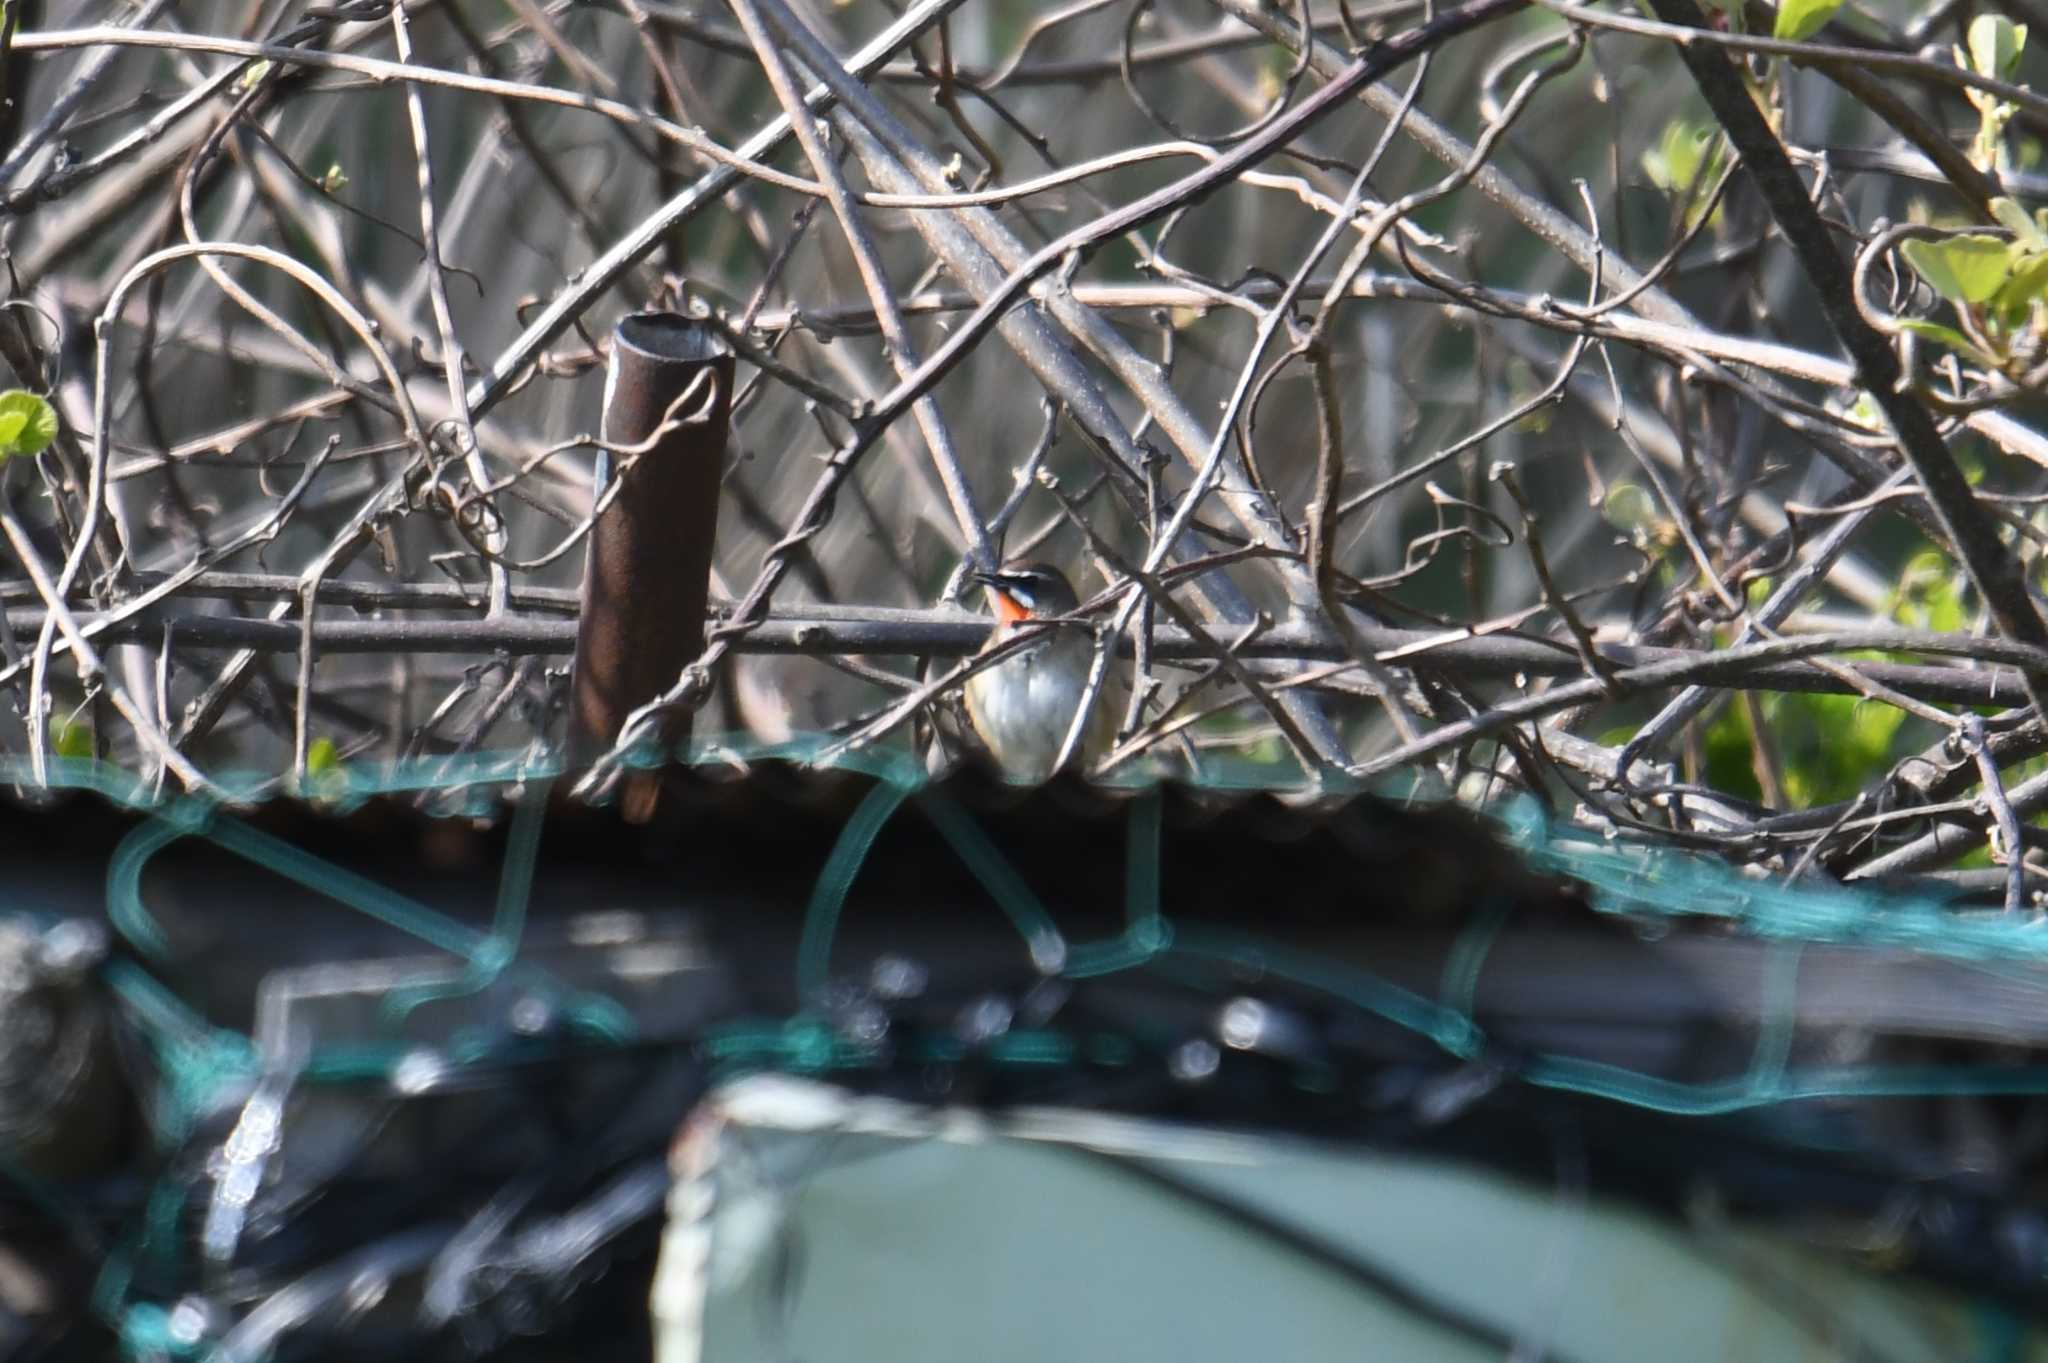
left=569, top=313, right=733, bottom=819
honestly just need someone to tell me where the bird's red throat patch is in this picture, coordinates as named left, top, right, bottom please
left=990, top=590, right=1030, bottom=624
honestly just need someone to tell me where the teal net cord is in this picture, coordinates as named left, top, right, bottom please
left=23, top=733, right=2048, bottom=1109
left=16, top=734, right=2048, bottom=1351
left=15, top=734, right=2048, bottom=1107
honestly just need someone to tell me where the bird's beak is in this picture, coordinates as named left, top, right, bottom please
left=970, top=570, right=1030, bottom=624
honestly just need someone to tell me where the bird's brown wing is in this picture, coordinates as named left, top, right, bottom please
left=916, top=654, right=976, bottom=781
left=1078, top=656, right=1145, bottom=779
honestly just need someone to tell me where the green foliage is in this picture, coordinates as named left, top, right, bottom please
left=1998, top=249, right=2048, bottom=317
left=1959, top=17, right=2028, bottom=172
left=1701, top=691, right=1908, bottom=808
left=1843, top=390, right=1884, bottom=427
left=1782, top=694, right=1908, bottom=807
left=0, top=390, right=57, bottom=463
left=1641, top=119, right=1730, bottom=230
left=48, top=715, right=91, bottom=761
left=1700, top=700, right=1754, bottom=801
left=1990, top=195, right=2047, bottom=247
left=1967, top=13, right=2028, bottom=83
left=306, top=736, right=342, bottom=777
left=303, top=736, right=349, bottom=800
left=1601, top=481, right=1656, bottom=534
left=1773, top=0, right=1843, bottom=43
left=1956, top=442, right=1988, bottom=486
left=1894, top=549, right=1969, bottom=630
left=1505, top=357, right=1554, bottom=434
left=1900, top=235, right=2011, bottom=304
left=1898, top=200, right=2048, bottom=368
left=1601, top=481, right=1681, bottom=572
left=1190, top=710, right=1287, bottom=767
left=1895, top=317, right=1985, bottom=358
left=1695, top=550, right=1971, bottom=808
left=1596, top=722, right=1640, bottom=750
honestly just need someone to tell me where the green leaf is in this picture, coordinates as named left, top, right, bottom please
left=1641, top=119, right=1729, bottom=229
left=1596, top=723, right=1641, bottom=749
left=1900, top=234, right=2012, bottom=303
left=1896, top=317, right=1991, bottom=362
left=48, top=716, right=90, bottom=761
left=1776, top=693, right=1909, bottom=807
left=1601, top=481, right=1657, bottom=533
left=0, top=390, right=57, bottom=461
left=1642, top=120, right=1711, bottom=192
left=1701, top=699, right=1758, bottom=803
left=1895, top=549, right=1968, bottom=631
left=1993, top=196, right=2048, bottom=250
left=302, top=735, right=350, bottom=800
left=1968, top=14, right=2027, bottom=79
left=306, top=736, right=342, bottom=776
left=1708, top=689, right=1916, bottom=810
left=1773, top=0, right=1843, bottom=42
left=1994, top=250, right=2048, bottom=321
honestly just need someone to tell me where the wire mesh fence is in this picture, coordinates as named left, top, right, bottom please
left=5, top=741, right=2048, bottom=1356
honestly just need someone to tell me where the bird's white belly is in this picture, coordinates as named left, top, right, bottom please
left=963, top=634, right=1092, bottom=785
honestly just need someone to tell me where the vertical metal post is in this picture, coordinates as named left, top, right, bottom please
left=570, top=313, right=733, bottom=822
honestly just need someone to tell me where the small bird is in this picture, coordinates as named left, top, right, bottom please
left=961, top=559, right=1119, bottom=785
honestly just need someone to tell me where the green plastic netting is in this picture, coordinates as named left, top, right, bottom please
left=44, top=734, right=2048, bottom=1128
left=12, top=734, right=2048, bottom=1355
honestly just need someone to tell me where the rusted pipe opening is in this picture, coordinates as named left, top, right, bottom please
left=616, top=312, right=730, bottom=364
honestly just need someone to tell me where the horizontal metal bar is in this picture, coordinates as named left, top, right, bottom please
left=0, top=599, right=2028, bottom=706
